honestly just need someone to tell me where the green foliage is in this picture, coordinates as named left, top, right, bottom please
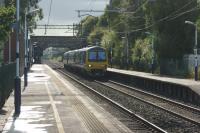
left=100, top=30, right=121, bottom=66
left=101, top=30, right=118, bottom=48
left=144, top=0, right=198, bottom=59
left=97, top=14, right=108, bottom=27
left=131, top=38, right=152, bottom=71
left=20, top=0, right=43, bottom=32
left=87, top=27, right=105, bottom=45
left=79, top=16, right=98, bottom=37
left=78, top=0, right=200, bottom=76
left=0, top=0, right=43, bottom=64
left=0, top=6, right=15, bottom=42
left=112, top=42, right=124, bottom=67
left=0, top=5, right=15, bottom=63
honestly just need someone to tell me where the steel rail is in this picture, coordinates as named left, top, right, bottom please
left=108, top=80, right=200, bottom=113
left=95, top=80, right=200, bottom=126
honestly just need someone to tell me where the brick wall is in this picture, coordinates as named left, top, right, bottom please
left=3, top=31, right=25, bottom=76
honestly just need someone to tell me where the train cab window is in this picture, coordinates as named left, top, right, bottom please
left=89, top=52, right=97, bottom=61
left=88, top=50, right=106, bottom=62
left=98, top=52, right=106, bottom=61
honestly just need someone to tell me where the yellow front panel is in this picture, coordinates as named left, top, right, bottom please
left=85, top=62, right=107, bottom=71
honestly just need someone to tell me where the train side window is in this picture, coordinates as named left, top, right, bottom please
left=80, top=51, right=86, bottom=64
left=73, top=53, right=76, bottom=62
left=66, top=54, right=69, bottom=64
left=79, top=52, right=82, bottom=63
left=79, top=52, right=82, bottom=64
left=69, top=53, right=73, bottom=63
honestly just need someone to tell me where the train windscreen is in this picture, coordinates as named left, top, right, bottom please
left=88, top=50, right=106, bottom=62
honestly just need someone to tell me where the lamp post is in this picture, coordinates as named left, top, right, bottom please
left=185, top=20, right=198, bottom=81
left=24, top=8, right=39, bottom=87
left=145, top=32, right=155, bottom=74
left=15, top=0, right=21, bottom=115
left=109, top=41, right=113, bottom=68
left=24, top=8, right=28, bottom=87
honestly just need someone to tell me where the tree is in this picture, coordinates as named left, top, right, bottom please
left=131, top=38, right=152, bottom=71
left=77, top=0, right=200, bottom=75
left=79, top=16, right=98, bottom=37
left=20, top=0, right=43, bottom=32
left=0, top=6, right=15, bottom=42
left=87, top=27, right=105, bottom=45
left=0, top=0, right=43, bottom=64
left=144, top=0, right=198, bottom=59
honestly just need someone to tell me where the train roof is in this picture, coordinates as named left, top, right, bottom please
left=64, top=46, right=105, bottom=55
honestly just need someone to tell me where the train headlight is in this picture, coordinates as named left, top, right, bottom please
left=88, top=64, right=92, bottom=67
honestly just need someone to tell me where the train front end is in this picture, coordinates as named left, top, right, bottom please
left=85, top=46, right=108, bottom=76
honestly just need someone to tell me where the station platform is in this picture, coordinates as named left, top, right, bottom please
left=107, top=68, right=200, bottom=90
left=107, top=68, right=200, bottom=104
left=1, top=65, right=132, bottom=133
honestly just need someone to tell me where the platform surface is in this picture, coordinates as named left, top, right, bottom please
left=2, top=65, right=132, bottom=133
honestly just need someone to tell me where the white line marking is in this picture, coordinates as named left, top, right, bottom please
left=45, top=82, right=65, bottom=133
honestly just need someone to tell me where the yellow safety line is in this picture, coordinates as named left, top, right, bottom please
left=45, top=82, right=65, bottom=133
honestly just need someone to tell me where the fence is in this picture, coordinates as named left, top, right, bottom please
left=0, top=63, right=15, bottom=109
left=160, top=58, right=189, bottom=77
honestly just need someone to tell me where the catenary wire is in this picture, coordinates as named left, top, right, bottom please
left=129, top=6, right=200, bottom=33
left=47, top=0, right=53, bottom=31
left=110, top=0, right=148, bottom=29
left=112, top=0, right=198, bottom=33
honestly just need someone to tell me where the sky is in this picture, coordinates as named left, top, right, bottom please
left=33, top=0, right=109, bottom=36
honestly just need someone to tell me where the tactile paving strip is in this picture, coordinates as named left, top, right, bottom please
left=72, top=98, right=110, bottom=133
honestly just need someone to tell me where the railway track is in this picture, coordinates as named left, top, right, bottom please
left=47, top=61, right=200, bottom=132
left=95, top=80, right=200, bottom=126
left=46, top=61, right=167, bottom=132
left=56, top=68, right=167, bottom=133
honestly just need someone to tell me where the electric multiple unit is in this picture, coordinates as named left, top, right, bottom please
left=63, top=46, right=108, bottom=76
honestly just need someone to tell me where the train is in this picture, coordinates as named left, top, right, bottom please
left=63, top=46, right=108, bottom=76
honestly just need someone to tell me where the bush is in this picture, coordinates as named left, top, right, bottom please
left=131, top=38, right=152, bottom=72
